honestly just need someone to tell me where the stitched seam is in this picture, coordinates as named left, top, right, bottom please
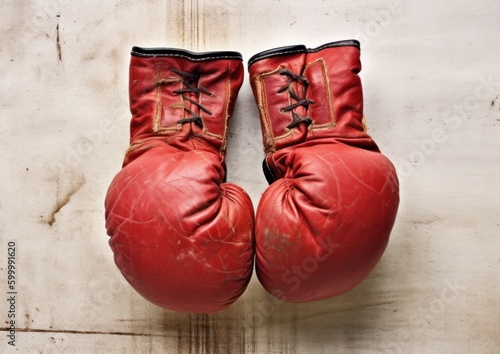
left=273, top=130, right=294, bottom=141
left=319, top=58, right=336, bottom=127
left=308, top=40, right=360, bottom=53
left=261, top=76, right=276, bottom=152
left=257, top=68, right=285, bottom=152
left=249, top=49, right=307, bottom=65
left=131, top=51, right=242, bottom=61
left=311, top=123, right=335, bottom=131
left=220, top=69, right=231, bottom=154
left=153, top=86, right=162, bottom=132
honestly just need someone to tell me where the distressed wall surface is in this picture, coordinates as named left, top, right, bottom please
left=0, top=0, right=499, bottom=353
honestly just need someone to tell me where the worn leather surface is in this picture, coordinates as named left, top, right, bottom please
left=249, top=40, right=400, bottom=302
left=105, top=48, right=254, bottom=313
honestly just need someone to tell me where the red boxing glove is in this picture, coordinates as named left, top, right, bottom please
left=248, top=40, right=399, bottom=302
left=105, top=47, right=254, bottom=313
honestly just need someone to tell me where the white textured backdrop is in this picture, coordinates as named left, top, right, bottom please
left=1, top=0, right=499, bottom=353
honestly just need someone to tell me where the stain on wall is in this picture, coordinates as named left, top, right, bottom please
left=167, top=0, right=233, bottom=51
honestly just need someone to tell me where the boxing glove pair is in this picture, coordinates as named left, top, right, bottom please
left=104, top=40, right=400, bottom=314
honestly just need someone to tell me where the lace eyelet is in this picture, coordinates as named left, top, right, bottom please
left=169, top=68, right=215, bottom=128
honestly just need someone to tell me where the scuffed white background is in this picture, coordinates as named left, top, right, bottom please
left=0, top=0, right=499, bottom=353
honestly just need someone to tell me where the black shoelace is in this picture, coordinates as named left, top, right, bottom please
left=171, top=68, right=214, bottom=128
left=278, top=69, right=315, bottom=129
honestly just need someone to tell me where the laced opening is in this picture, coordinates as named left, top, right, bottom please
left=170, top=68, right=214, bottom=128
left=278, top=69, right=315, bottom=129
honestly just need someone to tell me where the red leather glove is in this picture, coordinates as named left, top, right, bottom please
left=105, top=47, right=254, bottom=313
left=248, top=40, right=399, bottom=302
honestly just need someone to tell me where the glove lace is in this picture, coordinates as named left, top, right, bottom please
left=171, top=68, right=214, bottom=128
left=278, top=69, right=315, bottom=129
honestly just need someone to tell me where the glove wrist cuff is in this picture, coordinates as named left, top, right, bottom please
left=126, top=46, right=244, bottom=163
left=249, top=39, right=370, bottom=154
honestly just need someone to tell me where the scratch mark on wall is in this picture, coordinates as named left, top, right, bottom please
left=42, top=177, right=85, bottom=226
left=168, top=0, right=234, bottom=51
left=491, top=94, right=498, bottom=107
left=56, top=14, right=62, bottom=61
left=168, top=310, right=251, bottom=353
left=182, top=0, right=203, bottom=50
left=0, top=327, right=166, bottom=336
